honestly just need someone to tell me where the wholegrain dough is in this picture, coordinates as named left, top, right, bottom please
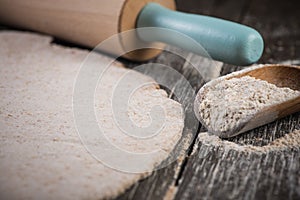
left=0, top=31, right=184, bottom=200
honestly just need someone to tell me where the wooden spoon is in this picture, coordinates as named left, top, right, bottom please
left=195, top=64, right=300, bottom=138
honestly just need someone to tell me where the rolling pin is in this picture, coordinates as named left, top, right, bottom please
left=0, top=0, right=264, bottom=65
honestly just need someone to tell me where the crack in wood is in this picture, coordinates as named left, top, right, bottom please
left=174, top=122, right=203, bottom=186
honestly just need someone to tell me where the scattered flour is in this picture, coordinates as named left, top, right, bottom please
left=194, top=130, right=300, bottom=154
left=197, top=76, right=300, bottom=137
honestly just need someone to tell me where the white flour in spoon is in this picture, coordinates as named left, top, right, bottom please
left=198, top=76, right=300, bottom=136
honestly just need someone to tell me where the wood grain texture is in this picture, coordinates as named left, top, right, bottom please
left=117, top=0, right=300, bottom=199
left=116, top=46, right=205, bottom=200
left=0, top=0, right=175, bottom=61
left=1, top=0, right=299, bottom=199
left=0, top=0, right=123, bottom=50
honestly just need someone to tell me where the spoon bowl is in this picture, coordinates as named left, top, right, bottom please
left=195, top=64, right=300, bottom=138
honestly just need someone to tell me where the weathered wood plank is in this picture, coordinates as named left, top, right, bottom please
left=241, top=0, right=300, bottom=63
left=2, top=0, right=299, bottom=199
left=173, top=0, right=300, bottom=199
left=117, top=0, right=251, bottom=199
left=222, top=0, right=300, bottom=145
left=174, top=135, right=300, bottom=200
left=116, top=46, right=205, bottom=200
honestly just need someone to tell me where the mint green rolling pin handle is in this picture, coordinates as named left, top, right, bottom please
left=136, top=3, right=264, bottom=66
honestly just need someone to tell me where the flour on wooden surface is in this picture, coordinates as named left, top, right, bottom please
left=198, top=76, right=299, bottom=136
left=195, top=130, right=300, bottom=154
left=0, top=31, right=184, bottom=200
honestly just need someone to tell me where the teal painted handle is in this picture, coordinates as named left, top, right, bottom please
left=137, top=3, right=264, bottom=65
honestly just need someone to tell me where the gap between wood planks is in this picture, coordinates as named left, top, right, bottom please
left=160, top=52, right=225, bottom=196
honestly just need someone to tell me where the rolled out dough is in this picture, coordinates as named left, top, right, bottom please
left=0, top=31, right=184, bottom=200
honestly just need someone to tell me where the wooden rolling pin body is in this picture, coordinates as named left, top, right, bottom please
left=0, top=0, right=175, bottom=60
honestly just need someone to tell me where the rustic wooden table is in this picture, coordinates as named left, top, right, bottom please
left=1, top=0, right=299, bottom=199
left=116, top=0, right=300, bottom=199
